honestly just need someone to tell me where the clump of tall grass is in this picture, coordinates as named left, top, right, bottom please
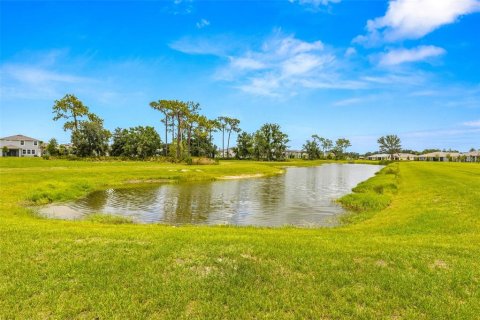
left=338, top=163, right=399, bottom=222
left=186, top=157, right=219, bottom=165
left=84, top=213, right=134, bottom=224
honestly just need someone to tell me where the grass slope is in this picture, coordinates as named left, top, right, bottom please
left=0, top=159, right=479, bottom=319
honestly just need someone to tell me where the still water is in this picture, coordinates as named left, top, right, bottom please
left=40, top=164, right=383, bottom=227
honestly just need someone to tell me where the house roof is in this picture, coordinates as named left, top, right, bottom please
left=368, top=153, right=390, bottom=157
left=463, top=151, right=480, bottom=156
left=368, top=153, right=418, bottom=158
left=420, top=152, right=460, bottom=157
left=0, top=134, right=39, bottom=141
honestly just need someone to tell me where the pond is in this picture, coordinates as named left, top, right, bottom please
left=40, top=164, right=383, bottom=227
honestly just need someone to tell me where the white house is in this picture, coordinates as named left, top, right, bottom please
left=463, top=150, right=479, bottom=162
left=0, top=134, right=42, bottom=157
left=418, top=151, right=460, bottom=162
left=367, top=153, right=417, bottom=161
left=285, top=149, right=307, bottom=159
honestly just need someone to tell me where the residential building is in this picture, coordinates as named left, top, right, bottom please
left=0, top=134, right=42, bottom=157
left=463, top=150, right=479, bottom=162
left=418, top=151, right=460, bottom=162
left=367, top=153, right=417, bottom=161
left=285, top=150, right=307, bottom=159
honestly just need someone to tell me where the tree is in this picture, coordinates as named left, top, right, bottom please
left=129, top=126, right=162, bottom=159
left=46, top=138, right=59, bottom=156
left=236, top=132, right=254, bottom=159
left=2, top=146, right=8, bottom=157
left=150, top=100, right=172, bottom=156
left=312, top=135, right=333, bottom=158
left=53, top=94, right=101, bottom=132
left=110, top=128, right=129, bottom=157
left=217, top=116, right=228, bottom=158
left=71, top=121, right=111, bottom=157
left=302, top=139, right=320, bottom=160
left=377, top=135, right=402, bottom=161
left=225, top=117, right=241, bottom=159
left=253, top=123, right=289, bottom=161
left=111, top=126, right=162, bottom=158
left=333, top=138, right=352, bottom=159
left=184, top=102, right=201, bottom=157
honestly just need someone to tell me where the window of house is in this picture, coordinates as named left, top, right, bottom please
left=21, top=141, right=25, bottom=145
left=32, top=150, right=36, bottom=155
left=27, top=150, right=31, bottom=154
left=34, top=141, right=38, bottom=146
left=23, top=150, right=26, bottom=155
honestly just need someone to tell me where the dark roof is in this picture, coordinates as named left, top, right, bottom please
left=0, top=134, right=39, bottom=141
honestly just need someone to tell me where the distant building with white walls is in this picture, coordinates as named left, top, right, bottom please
left=367, top=153, right=417, bottom=161
left=0, top=134, right=42, bottom=157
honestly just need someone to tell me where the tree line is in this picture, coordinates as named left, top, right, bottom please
left=47, top=94, right=290, bottom=161
left=302, top=135, right=352, bottom=160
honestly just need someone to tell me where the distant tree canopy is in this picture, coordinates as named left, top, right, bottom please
left=302, top=139, right=321, bottom=160
left=46, top=138, right=59, bottom=156
left=234, top=132, right=254, bottom=160
left=50, top=94, right=362, bottom=162
left=378, top=135, right=402, bottom=160
left=234, top=123, right=289, bottom=161
left=52, top=94, right=102, bottom=132
left=111, top=126, right=162, bottom=158
left=150, top=99, right=230, bottom=160
left=71, top=121, right=111, bottom=157
left=302, top=135, right=351, bottom=160
left=421, top=148, right=441, bottom=154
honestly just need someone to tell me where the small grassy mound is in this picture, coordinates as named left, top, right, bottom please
left=338, top=163, right=399, bottom=223
left=84, top=213, right=134, bottom=224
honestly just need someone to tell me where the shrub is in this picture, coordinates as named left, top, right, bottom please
left=85, top=213, right=133, bottom=224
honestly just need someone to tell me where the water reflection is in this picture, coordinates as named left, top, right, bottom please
left=43, top=164, right=383, bottom=227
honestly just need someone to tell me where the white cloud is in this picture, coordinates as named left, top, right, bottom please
left=229, top=57, right=265, bottom=71
left=213, top=32, right=359, bottom=96
left=463, top=120, right=480, bottom=127
left=332, top=97, right=364, bottom=106
left=289, top=0, right=341, bottom=7
left=196, top=18, right=210, bottom=29
left=170, top=31, right=452, bottom=97
left=169, top=36, right=234, bottom=56
left=344, top=47, right=357, bottom=57
left=355, top=0, right=480, bottom=45
left=378, top=45, right=446, bottom=66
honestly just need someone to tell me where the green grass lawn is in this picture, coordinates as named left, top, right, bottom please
left=1, top=158, right=479, bottom=319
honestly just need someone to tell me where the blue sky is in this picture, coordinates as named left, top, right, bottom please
left=1, top=0, right=479, bottom=152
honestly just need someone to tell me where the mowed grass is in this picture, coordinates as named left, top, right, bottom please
left=0, top=158, right=479, bottom=319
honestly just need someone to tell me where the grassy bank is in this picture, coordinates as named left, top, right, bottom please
left=1, top=158, right=479, bottom=318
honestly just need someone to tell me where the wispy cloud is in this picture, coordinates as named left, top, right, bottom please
left=354, top=0, right=480, bottom=45
left=463, top=119, right=480, bottom=127
left=0, top=63, right=92, bottom=100
left=221, top=32, right=362, bottom=96
left=196, top=18, right=210, bottom=29
left=403, top=127, right=480, bottom=138
left=332, top=97, right=364, bottom=107
left=169, top=35, right=241, bottom=56
left=165, top=0, right=194, bottom=15
left=377, top=45, right=446, bottom=66
left=289, top=0, right=341, bottom=10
